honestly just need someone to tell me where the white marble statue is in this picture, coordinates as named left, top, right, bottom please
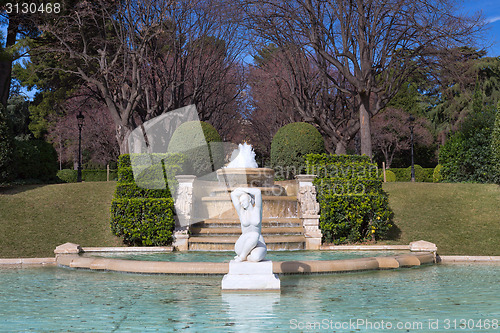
left=230, top=187, right=267, bottom=262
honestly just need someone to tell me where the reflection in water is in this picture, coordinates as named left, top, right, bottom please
left=222, top=292, right=281, bottom=331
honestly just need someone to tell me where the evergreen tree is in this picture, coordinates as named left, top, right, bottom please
left=491, top=102, right=500, bottom=184
left=0, top=106, right=14, bottom=183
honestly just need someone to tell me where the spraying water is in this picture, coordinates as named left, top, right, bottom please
left=225, top=142, right=258, bottom=169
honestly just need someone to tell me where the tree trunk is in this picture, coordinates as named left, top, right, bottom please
left=0, top=15, right=18, bottom=107
left=335, top=140, right=347, bottom=155
left=359, top=97, right=372, bottom=158
left=116, top=125, right=132, bottom=155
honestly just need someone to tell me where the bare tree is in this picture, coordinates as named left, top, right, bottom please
left=47, top=91, right=119, bottom=168
left=243, top=0, right=485, bottom=157
left=247, top=46, right=358, bottom=154
left=37, top=0, right=245, bottom=153
left=372, top=108, right=433, bottom=168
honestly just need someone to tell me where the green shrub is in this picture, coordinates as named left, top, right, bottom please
left=383, top=170, right=396, bottom=182
left=388, top=166, right=433, bottom=182
left=433, top=164, right=443, bottom=183
left=83, top=169, right=118, bottom=182
left=317, top=193, right=393, bottom=244
left=389, top=168, right=408, bottom=182
left=57, top=169, right=77, bottom=183
left=120, top=153, right=185, bottom=190
left=439, top=108, right=496, bottom=183
left=167, top=121, right=222, bottom=176
left=114, top=183, right=170, bottom=199
left=439, top=130, right=494, bottom=183
left=110, top=153, right=181, bottom=246
left=13, top=139, right=57, bottom=181
left=491, top=105, right=500, bottom=184
left=0, top=108, right=14, bottom=183
left=421, top=168, right=434, bottom=182
left=405, top=165, right=424, bottom=182
left=271, top=122, right=325, bottom=179
left=110, top=198, right=175, bottom=246
left=307, top=154, right=393, bottom=244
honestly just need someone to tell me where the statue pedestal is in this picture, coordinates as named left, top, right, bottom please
left=221, top=260, right=280, bottom=291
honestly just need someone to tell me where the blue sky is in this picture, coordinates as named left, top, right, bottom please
left=462, top=0, right=500, bottom=56
left=4, top=0, right=500, bottom=100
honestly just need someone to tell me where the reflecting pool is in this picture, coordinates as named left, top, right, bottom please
left=85, top=250, right=407, bottom=262
left=1, top=264, right=499, bottom=332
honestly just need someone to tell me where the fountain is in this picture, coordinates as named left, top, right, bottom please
left=216, top=145, right=281, bottom=289
left=188, top=143, right=308, bottom=252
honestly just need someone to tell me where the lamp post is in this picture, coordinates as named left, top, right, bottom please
left=76, top=111, right=85, bottom=182
left=408, top=115, right=415, bottom=182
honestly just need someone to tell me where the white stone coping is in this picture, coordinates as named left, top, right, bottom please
left=320, top=245, right=410, bottom=251
left=437, top=256, right=500, bottom=263
left=0, top=258, right=56, bottom=266
left=54, top=252, right=435, bottom=274
left=81, top=246, right=173, bottom=253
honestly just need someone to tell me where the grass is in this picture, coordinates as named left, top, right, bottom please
left=382, top=182, right=500, bottom=256
left=0, top=182, right=123, bottom=258
left=0, top=181, right=499, bottom=258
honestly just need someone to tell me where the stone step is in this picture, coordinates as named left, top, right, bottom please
left=188, top=238, right=306, bottom=251
left=196, top=196, right=299, bottom=219
left=193, top=218, right=302, bottom=228
left=201, top=195, right=298, bottom=202
left=189, top=235, right=306, bottom=244
left=190, top=226, right=304, bottom=236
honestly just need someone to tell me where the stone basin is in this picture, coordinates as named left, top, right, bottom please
left=216, top=168, right=275, bottom=188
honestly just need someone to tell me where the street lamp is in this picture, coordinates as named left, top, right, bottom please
left=76, top=111, right=85, bottom=182
left=408, top=114, right=415, bottom=182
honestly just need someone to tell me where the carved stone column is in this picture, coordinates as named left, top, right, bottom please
left=296, top=174, right=322, bottom=250
left=173, top=175, right=196, bottom=251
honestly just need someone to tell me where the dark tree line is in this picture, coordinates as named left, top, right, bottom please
left=1, top=0, right=488, bottom=166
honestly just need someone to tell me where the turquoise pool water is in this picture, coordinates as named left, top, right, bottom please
left=1, top=265, right=499, bottom=332
left=85, top=250, right=407, bottom=262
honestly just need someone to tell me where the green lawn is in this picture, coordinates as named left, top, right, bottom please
left=0, top=182, right=123, bottom=258
left=0, top=181, right=499, bottom=258
left=382, top=182, right=500, bottom=255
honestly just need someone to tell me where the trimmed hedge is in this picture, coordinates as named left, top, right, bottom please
left=387, top=165, right=434, bottom=182
left=110, top=153, right=182, bottom=246
left=167, top=121, right=222, bottom=176
left=110, top=198, right=175, bottom=246
left=271, top=122, right=326, bottom=179
left=306, top=154, right=393, bottom=244
left=57, top=169, right=118, bottom=183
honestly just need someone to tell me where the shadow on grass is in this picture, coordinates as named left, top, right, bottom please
left=384, top=222, right=402, bottom=241
left=0, top=184, right=48, bottom=195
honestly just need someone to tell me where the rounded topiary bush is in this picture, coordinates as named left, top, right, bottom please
left=57, top=169, right=78, bottom=183
left=404, top=164, right=424, bottom=182
left=384, top=170, right=396, bottom=182
left=167, top=121, right=223, bottom=176
left=271, top=122, right=325, bottom=179
left=433, top=164, right=443, bottom=183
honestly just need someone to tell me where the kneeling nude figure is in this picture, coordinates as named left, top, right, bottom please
left=230, top=187, right=267, bottom=262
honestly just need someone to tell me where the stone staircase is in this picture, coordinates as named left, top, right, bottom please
left=188, top=217, right=306, bottom=251
left=174, top=173, right=321, bottom=251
